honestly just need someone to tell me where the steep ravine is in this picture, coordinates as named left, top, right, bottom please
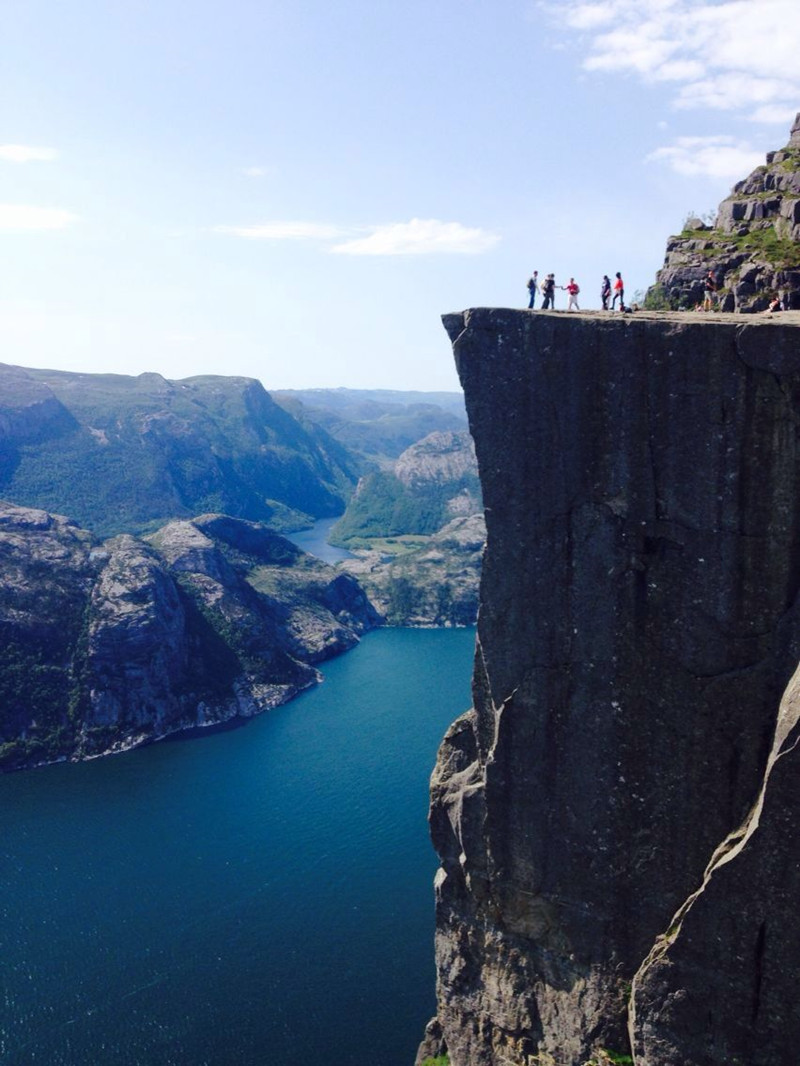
left=420, top=308, right=800, bottom=1066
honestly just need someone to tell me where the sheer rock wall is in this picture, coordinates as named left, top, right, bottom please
left=421, top=308, right=800, bottom=1066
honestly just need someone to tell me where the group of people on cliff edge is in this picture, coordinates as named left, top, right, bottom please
left=527, top=271, right=624, bottom=311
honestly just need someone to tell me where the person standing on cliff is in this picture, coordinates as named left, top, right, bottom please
left=563, top=277, right=580, bottom=311
left=612, top=272, right=625, bottom=311
left=541, top=274, right=556, bottom=310
left=703, top=270, right=717, bottom=311
left=527, top=271, right=539, bottom=309
left=601, top=275, right=611, bottom=310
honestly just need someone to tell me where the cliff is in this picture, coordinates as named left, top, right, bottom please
left=650, top=113, right=800, bottom=312
left=0, top=502, right=379, bottom=771
left=421, top=308, right=800, bottom=1065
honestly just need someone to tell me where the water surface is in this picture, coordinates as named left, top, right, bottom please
left=0, top=627, right=474, bottom=1066
left=285, top=517, right=353, bottom=563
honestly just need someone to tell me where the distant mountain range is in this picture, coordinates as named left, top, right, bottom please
left=0, top=365, right=359, bottom=538
left=273, top=387, right=467, bottom=464
left=0, top=370, right=480, bottom=770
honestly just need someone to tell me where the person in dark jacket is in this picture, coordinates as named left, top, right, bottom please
left=601, top=275, right=611, bottom=310
left=541, top=273, right=556, bottom=310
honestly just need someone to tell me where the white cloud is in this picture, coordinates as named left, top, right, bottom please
left=552, top=0, right=800, bottom=122
left=646, top=135, right=763, bottom=179
left=0, top=144, right=58, bottom=163
left=0, top=204, right=77, bottom=231
left=242, top=165, right=274, bottom=178
left=330, top=219, right=500, bottom=256
left=216, top=221, right=346, bottom=240
left=215, top=217, right=500, bottom=255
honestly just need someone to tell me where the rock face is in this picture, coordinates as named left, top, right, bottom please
left=332, top=430, right=481, bottom=543
left=0, top=502, right=379, bottom=771
left=340, top=513, right=484, bottom=627
left=649, top=113, right=800, bottom=312
left=332, top=430, right=483, bottom=625
left=422, top=308, right=800, bottom=1065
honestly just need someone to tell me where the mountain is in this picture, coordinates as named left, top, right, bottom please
left=0, top=501, right=379, bottom=772
left=419, top=307, right=800, bottom=1066
left=273, top=387, right=467, bottom=463
left=340, top=514, right=484, bottom=627
left=331, top=429, right=481, bottom=544
left=331, top=430, right=484, bottom=626
left=648, top=112, right=800, bottom=312
left=0, top=364, right=360, bottom=538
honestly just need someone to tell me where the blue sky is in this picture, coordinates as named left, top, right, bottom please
left=3, top=0, right=799, bottom=391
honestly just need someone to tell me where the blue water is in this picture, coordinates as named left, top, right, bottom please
left=0, top=627, right=475, bottom=1066
left=285, top=517, right=353, bottom=563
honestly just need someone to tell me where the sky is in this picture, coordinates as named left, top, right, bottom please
left=2, top=0, right=800, bottom=392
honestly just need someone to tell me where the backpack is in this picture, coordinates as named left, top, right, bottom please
left=527, top=277, right=536, bottom=291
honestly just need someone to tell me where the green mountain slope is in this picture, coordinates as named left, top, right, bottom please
left=273, top=387, right=467, bottom=462
left=0, top=365, right=360, bottom=537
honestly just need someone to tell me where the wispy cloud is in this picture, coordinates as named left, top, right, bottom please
left=215, top=221, right=346, bottom=240
left=0, top=204, right=77, bottom=231
left=241, top=165, right=274, bottom=179
left=646, top=136, right=763, bottom=179
left=216, top=217, right=500, bottom=255
left=0, top=144, right=58, bottom=163
left=550, top=0, right=800, bottom=122
left=331, top=219, right=500, bottom=256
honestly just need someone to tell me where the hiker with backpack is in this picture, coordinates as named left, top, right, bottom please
left=526, top=271, right=539, bottom=309
left=540, top=273, right=556, bottom=310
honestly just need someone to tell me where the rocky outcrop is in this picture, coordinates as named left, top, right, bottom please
left=0, top=502, right=379, bottom=771
left=340, top=513, right=484, bottom=626
left=0, top=364, right=360, bottom=537
left=649, top=114, right=800, bottom=312
left=331, top=430, right=483, bottom=625
left=332, top=430, right=481, bottom=545
left=422, top=308, right=800, bottom=1065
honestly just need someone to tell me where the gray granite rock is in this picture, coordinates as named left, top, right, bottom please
left=422, top=308, right=800, bottom=1065
left=649, top=114, right=800, bottom=312
left=0, top=503, right=379, bottom=770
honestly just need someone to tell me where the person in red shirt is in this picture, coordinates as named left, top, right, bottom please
left=562, top=277, right=580, bottom=311
left=612, top=272, right=625, bottom=311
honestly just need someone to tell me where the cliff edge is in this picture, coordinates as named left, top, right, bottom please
left=421, top=308, right=800, bottom=1065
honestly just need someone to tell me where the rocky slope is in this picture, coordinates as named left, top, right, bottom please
left=331, top=430, right=481, bottom=544
left=340, top=514, right=484, bottom=626
left=0, top=502, right=379, bottom=771
left=420, top=308, right=800, bottom=1066
left=332, top=430, right=484, bottom=625
left=0, top=364, right=359, bottom=537
left=649, top=113, right=800, bottom=311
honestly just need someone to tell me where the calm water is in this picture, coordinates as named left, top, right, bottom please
left=285, top=517, right=353, bottom=563
left=0, top=627, right=475, bottom=1066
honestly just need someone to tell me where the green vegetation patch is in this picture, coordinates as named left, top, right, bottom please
left=674, top=225, right=800, bottom=269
